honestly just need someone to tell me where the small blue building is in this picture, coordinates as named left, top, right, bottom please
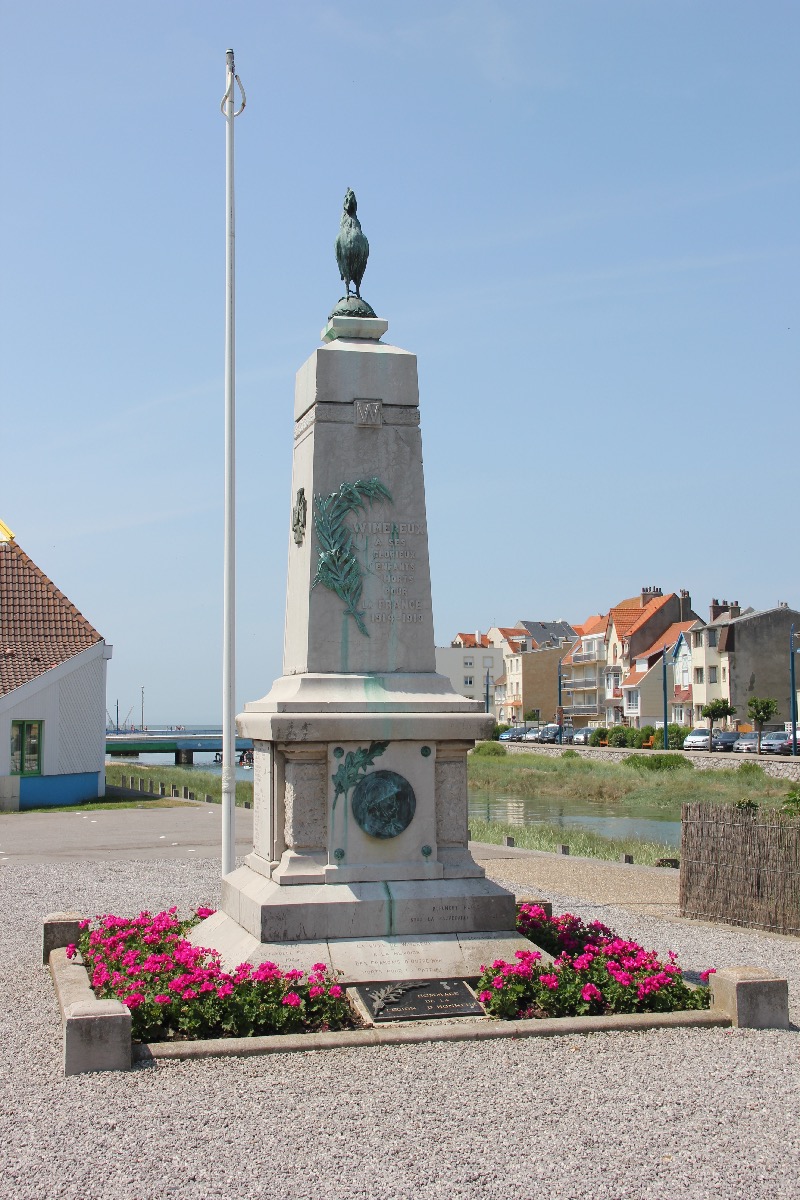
left=0, top=520, right=112, bottom=810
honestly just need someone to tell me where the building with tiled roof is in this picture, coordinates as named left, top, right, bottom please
left=435, top=634, right=504, bottom=709
left=560, top=614, right=609, bottom=728
left=0, top=522, right=112, bottom=810
left=603, top=588, right=698, bottom=726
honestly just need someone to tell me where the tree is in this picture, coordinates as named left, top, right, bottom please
left=746, top=697, right=778, bottom=755
left=701, top=698, right=736, bottom=752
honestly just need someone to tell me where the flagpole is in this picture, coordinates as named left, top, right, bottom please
left=221, top=49, right=245, bottom=876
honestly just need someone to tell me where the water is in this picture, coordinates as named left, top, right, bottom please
left=467, top=788, right=681, bottom=848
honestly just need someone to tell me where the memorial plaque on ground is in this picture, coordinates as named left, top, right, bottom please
left=353, top=978, right=484, bottom=1022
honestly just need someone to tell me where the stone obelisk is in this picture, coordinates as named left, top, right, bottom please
left=192, top=191, right=527, bottom=981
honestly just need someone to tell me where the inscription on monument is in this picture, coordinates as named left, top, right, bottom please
left=353, top=978, right=483, bottom=1022
left=351, top=517, right=429, bottom=624
left=354, top=399, right=382, bottom=426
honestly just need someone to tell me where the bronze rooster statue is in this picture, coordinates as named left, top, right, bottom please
left=335, top=189, right=369, bottom=299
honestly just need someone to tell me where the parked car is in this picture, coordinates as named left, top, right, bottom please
left=778, top=734, right=800, bottom=755
left=561, top=727, right=575, bottom=744
left=537, top=724, right=562, bottom=744
left=761, top=731, right=789, bottom=754
left=732, top=733, right=758, bottom=753
left=572, top=728, right=593, bottom=745
left=762, top=724, right=796, bottom=753
left=683, top=728, right=711, bottom=751
left=497, top=728, right=517, bottom=741
left=711, top=730, right=740, bottom=753
left=522, top=727, right=541, bottom=742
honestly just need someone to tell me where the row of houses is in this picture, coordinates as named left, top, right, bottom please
left=435, top=586, right=800, bottom=731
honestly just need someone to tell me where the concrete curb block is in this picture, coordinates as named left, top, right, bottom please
left=134, top=1008, right=731, bottom=1064
left=711, top=967, right=791, bottom=1029
left=49, top=947, right=132, bottom=1075
left=43, top=911, right=83, bottom=966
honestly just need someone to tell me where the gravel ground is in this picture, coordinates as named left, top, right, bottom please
left=1, top=856, right=799, bottom=1200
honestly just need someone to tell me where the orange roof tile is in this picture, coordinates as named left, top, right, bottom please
left=622, top=671, right=646, bottom=688
left=625, top=593, right=674, bottom=638
left=0, top=539, right=103, bottom=696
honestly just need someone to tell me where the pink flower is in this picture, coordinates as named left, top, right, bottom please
left=539, top=974, right=559, bottom=991
left=125, top=992, right=145, bottom=1009
left=312, top=963, right=328, bottom=973
left=216, top=983, right=234, bottom=998
left=154, top=994, right=171, bottom=1004
left=282, top=992, right=302, bottom=1007
left=581, top=983, right=602, bottom=1003
left=308, top=986, right=324, bottom=998
left=328, top=985, right=342, bottom=998
left=65, top=944, right=77, bottom=960
left=492, top=976, right=505, bottom=989
left=699, top=968, right=716, bottom=984
left=478, top=991, right=492, bottom=1004
left=182, top=989, right=197, bottom=1000
left=196, top=906, right=216, bottom=919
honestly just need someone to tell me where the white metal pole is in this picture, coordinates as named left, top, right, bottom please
left=221, top=48, right=240, bottom=876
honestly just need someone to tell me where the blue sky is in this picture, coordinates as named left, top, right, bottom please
left=1, top=3, right=797, bottom=723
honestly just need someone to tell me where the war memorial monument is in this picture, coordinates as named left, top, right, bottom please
left=191, top=191, right=529, bottom=986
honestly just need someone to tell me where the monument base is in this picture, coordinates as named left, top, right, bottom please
left=189, top=906, right=533, bottom=984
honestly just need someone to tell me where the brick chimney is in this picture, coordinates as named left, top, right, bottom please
left=728, top=601, right=740, bottom=619
left=641, top=585, right=663, bottom=607
left=709, top=598, right=726, bottom=622
left=678, top=589, right=692, bottom=621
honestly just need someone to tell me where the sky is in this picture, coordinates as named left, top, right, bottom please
left=1, top=2, right=797, bottom=724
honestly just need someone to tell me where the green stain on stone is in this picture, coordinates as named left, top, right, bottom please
left=382, top=881, right=394, bottom=937
left=340, top=611, right=349, bottom=672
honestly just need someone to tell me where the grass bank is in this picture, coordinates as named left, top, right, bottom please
left=105, top=761, right=254, bottom=806
left=468, top=819, right=676, bottom=866
left=467, top=750, right=787, bottom=817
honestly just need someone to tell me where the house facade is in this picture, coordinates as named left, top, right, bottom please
left=435, top=634, right=504, bottom=709
left=0, top=523, right=112, bottom=810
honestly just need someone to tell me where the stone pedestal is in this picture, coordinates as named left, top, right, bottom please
left=190, top=315, right=528, bottom=981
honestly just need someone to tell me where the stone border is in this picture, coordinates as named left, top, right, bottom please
left=45, top=912, right=793, bottom=1075
left=501, top=742, right=800, bottom=782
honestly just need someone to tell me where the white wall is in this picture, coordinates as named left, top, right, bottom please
left=0, top=643, right=110, bottom=777
left=435, top=645, right=504, bottom=705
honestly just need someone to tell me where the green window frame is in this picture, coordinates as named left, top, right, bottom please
left=10, top=720, right=43, bottom=776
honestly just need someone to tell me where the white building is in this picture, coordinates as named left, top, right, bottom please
left=0, top=521, right=112, bottom=811
left=435, top=634, right=503, bottom=710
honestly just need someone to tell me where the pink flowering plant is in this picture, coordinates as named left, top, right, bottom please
left=475, top=904, right=714, bottom=1020
left=67, top=907, right=352, bottom=1042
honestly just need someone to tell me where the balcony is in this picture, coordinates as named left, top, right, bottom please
left=563, top=677, right=597, bottom=691
left=572, top=651, right=603, bottom=664
left=563, top=703, right=600, bottom=715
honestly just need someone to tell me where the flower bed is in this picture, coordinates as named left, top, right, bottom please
left=68, top=903, right=715, bottom=1039
left=476, top=903, right=714, bottom=1021
left=67, top=908, right=352, bottom=1042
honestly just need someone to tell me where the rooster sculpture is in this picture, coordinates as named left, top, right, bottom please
left=335, top=189, right=369, bottom=299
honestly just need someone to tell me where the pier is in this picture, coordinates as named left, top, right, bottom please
left=105, top=731, right=253, bottom=765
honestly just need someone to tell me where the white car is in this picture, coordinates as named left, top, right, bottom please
left=683, top=728, right=711, bottom=751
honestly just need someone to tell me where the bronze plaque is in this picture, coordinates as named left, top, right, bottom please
left=354, top=978, right=483, bottom=1022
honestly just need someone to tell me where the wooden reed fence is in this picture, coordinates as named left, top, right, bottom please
left=679, top=803, right=800, bottom=935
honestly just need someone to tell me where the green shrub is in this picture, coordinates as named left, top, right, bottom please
left=782, top=786, right=800, bottom=815
left=653, top=724, right=691, bottom=750
left=561, top=748, right=579, bottom=760
left=607, top=726, right=630, bottom=748
left=493, top=724, right=510, bottom=740
left=738, top=760, right=765, bottom=779
left=734, top=796, right=759, bottom=811
left=632, top=725, right=656, bottom=749
left=473, top=741, right=507, bottom=757
left=589, top=727, right=609, bottom=747
left=623, top=753, right=694, bottom=773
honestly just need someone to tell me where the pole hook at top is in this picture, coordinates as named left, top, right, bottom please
left=220, top=49, right=246, bottom=117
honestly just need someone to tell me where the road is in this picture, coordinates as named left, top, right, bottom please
left=0, top=802, right=253, bottom=863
